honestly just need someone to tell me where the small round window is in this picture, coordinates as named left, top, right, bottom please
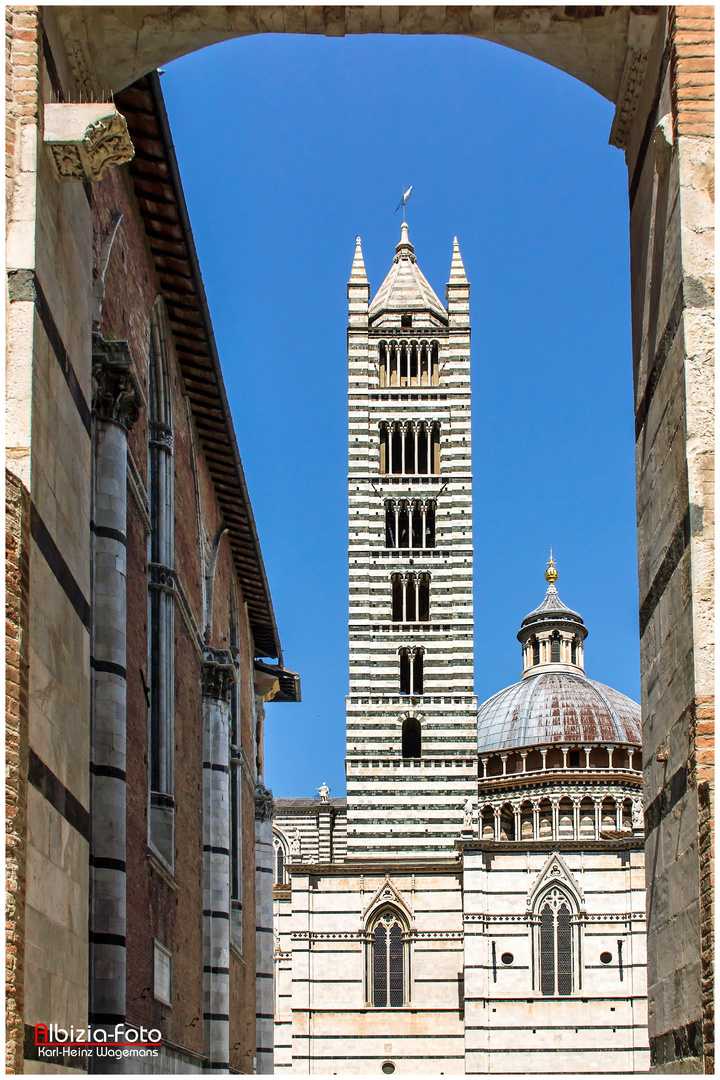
left=501, top=952, right=514, bottom=966
left=600, top=952, right=613, bottom=965
left=381, top=1063, right=396, bottom=1075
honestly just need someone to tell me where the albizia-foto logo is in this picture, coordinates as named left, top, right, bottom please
left=34, top=1024, right=162, bottom=1060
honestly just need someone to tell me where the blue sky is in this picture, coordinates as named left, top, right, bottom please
left=162, top=32, right=639, bottom=799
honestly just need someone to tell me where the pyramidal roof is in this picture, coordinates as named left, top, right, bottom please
left=368, top=222, right=446, bottom=322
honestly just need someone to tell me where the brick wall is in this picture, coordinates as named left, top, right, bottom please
left=5, top=469, right=30, bottom=1074
left=670, top=7, right=714, bottom=137
left=5, top=6, right=38, bottom=209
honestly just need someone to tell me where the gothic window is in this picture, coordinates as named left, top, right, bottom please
left=385, top=501, right=435, bottom=549
left=399, top=650, right=424, bottom=697
left=402, top=717, right=421, bottom=758
left=147, top=300, right=175, bottom=866
left=273, top=832, right=288, bottom=886
left=391, top=573, right=430, bottom=622
left=380, top=422, right=440, bottom=475
left=378, top=340, right=439, bottom=388
left=538, top=887, right=574, bottom=996
left=370, top=910, right=407, bottom=1007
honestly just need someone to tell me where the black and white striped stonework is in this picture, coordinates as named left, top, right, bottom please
left=89, top=339, right=141, bottom=1036
left=201, top=650, right=236, bottom=1072
left=345, top=229, right=477, bottom=857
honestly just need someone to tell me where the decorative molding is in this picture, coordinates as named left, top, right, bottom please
left=362, top=875, right=413, bottom=922
left=92, top=334, right=142, bottom=430
left=609, top=48, right=650, bottom=149
left=44, top=103, right=134, bottom=182
left=527, top=852, right=585, bottom=910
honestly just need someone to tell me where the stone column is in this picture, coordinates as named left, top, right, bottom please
left=255, top=784, right=276, bottom=1074
left=89, top=337, right=140, bottom=1041
left=202, top=648, right=235, bottom=1073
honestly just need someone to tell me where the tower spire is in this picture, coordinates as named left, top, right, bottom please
left=348, top=236, right=368, bottom=285
left=448, top=236, right=468, bottom=283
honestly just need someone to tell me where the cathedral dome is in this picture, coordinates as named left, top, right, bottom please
left=477, top=557, right=641, bottom=753
left=476, top=671, right=641, bottom=754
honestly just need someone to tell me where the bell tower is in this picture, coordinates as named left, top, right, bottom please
left=345, top=223, right=478, bottom=858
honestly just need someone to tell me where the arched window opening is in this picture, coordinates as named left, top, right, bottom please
left=589, top=746, right=609, bottom=769
left=402, top=717, right=422, bottom=758
left=539, top=888, right=574, bottom=996
left=379, top=343, right=387, bottom=386
left=425, top=501, right=435, bottom=547
left=391, top=574, right=403, bottom=622
left=579, top=798, right=595, bottom=837
left=411, top=502, right=423, bottom=547
left=481, top=807, right=495, bottom=839
left=571, top=637, right=578, bottom=664
left=551, top=633, right=561, bottom=663
left=499, top=804, right=515, bottom=840
left=431, top=422, right=441, bottom=473
left=558, top=798, right=574, bottom=838
left=520, top=803, right=534, bottom=839
left=391, top=423, right=402, bottom=474
left=371, top=910, right=406, bottom=1007
left=405, top=576, right=417, bottom=622
left=526, top=748, right=543, bottom=771
left=601, top=799, right=616, bottom=832
left=486, top=756, right=502, bottom=778
left=273, top=835, right=286, bottom=886
left=532, top=638, right=540, bottom=665
left=418, top=574, right=430, bottom=622
left=380, top=423, right=389, bottom=474
left=538, top=801, right=552, bottom=838
left=147, top=301, right=175, bottom=867
left=413, top=649, right=424, bottom=695
left=431, top=342, right=439, bottom=386
left=409, top=341, right=418, bottom=383
left=399, top=649, right=411, bottom=695
left=622, top=798, right=633, bottom=830
left=546, top=747, right=563, bottom=769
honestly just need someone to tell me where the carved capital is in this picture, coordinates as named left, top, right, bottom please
left=44, top=104, right=135, bottom=182
left=202, top=647, right=235, bottom=702
left=255, top=784, right=275, bottom=822
left=149, top=420, right=174, bottom=452
left=92, top=335, right=142, bottom=430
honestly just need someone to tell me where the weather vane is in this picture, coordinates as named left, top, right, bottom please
left=394, top=181, right=413, bottom=221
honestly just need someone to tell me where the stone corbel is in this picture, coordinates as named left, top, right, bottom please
left=255, top=784, right=275, bottom=822
left=202, top=647, right=236, bottom=702
left=91, top=333, right=143, bottom=429
left=44, top=103, right=134, bottom=182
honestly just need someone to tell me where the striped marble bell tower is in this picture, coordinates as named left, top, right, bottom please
left=345, top=223, right=478, bottom=858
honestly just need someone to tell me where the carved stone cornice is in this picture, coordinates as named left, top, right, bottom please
left=44, top=103, right=135, bottom=182
left=609, top=48, right=650, bottom=150
left=255, top=784, right=275, bottom=822
left=92, top=334, right=142, bottom=430
left=202, top=647, right=235, bottom=702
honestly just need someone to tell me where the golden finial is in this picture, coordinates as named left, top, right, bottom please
left=545, top=548, right=558, bottom=585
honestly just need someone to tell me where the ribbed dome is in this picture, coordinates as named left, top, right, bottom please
left=477, top=671, right=641, bottom=754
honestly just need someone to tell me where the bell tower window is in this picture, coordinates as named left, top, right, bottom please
left=401, top=314, right=412, bottom=328
left=379, top=422, right=440, bottom=475
left=402, top=717, right=422, bottom=758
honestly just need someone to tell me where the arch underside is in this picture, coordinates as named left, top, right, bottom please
left=57, top=5, right=659, bottom=108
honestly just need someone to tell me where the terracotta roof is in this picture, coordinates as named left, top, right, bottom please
left=477, top=671, right=641, bottom=754
left=115, top=73, right=282, bottom=660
